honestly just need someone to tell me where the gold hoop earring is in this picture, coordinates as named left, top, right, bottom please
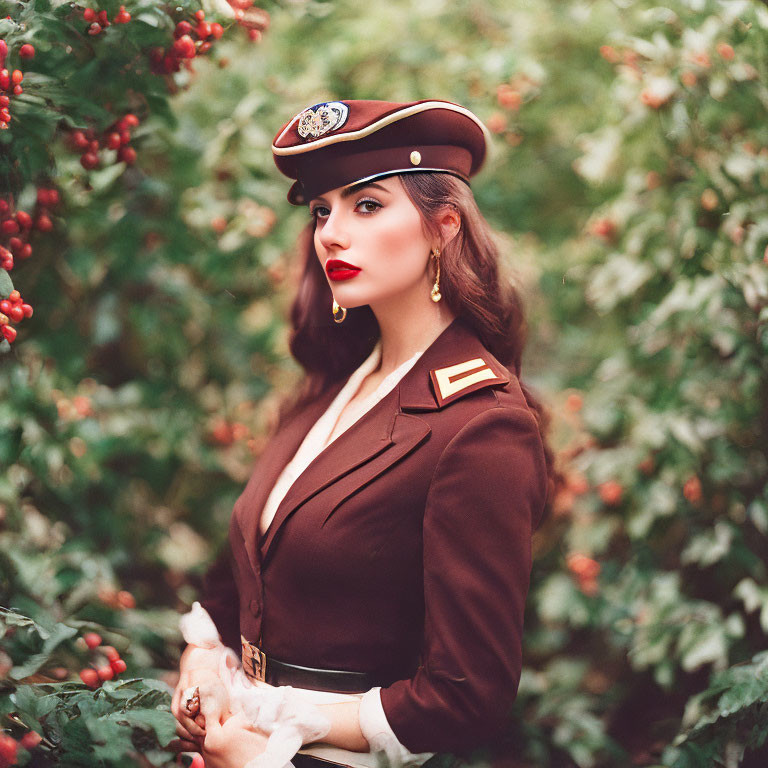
left=332, top=299, right=347, bottom=323
left=430, top=248, right=442, bottom=303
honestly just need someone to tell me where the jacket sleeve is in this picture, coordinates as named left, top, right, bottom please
left=197, top=538, right=242, bottom=655
left=378, top=405, right=548, bottom=756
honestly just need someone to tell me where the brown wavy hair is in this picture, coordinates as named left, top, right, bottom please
left=275, top=172, right=560, bottom=527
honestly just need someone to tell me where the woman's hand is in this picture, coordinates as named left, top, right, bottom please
left=201, top=711, right=271, bottom=768
left=171, top=665, right=231, bottom=751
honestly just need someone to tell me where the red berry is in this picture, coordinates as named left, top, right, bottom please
left=199, top=41, right=212, bottom=54
left=19, top=730, right=42, bottom=749
left=8, top=290, right=18, bottom=302
left=119, top=129, right=131, bottom=144
left=80, top=152, right=99, bottom=169
left=1, top=219, right=19, bottom=235
left=0, top=107, right=10, bottom=122
left=79, top=667, right=100, bottom=687
left=122, top=113, right=140, bottom=128
left=174, top=20, right=193, bottom=38
left=102, top=645, right=120, bottom=661
left=19, top=243, right=32, bottom=259
left=0, top=313, right=8, bottom=325
left=0, top=69, right=9, bottom=90
left=12, top=83, right=21, bottom=95
left=0, top=40, right=7, bottom=62
left=0, top=200, right=8, bottom=214
left=36, top=189, right=49, bottom=206
left=1, top=254, right=11, bottom=270
left=248, top=29, right=261, bottom=42
left=16, top=210, right=32, bottom=229
left=97, top=664, right=114, bottom=681
left=110, top=658, right=127, bottom=674
left=11, top=69, right=22, bottom=85
left=117, top=146, right=136, bottom=165
left=83, top=7, right=96, bottom=21
left=88, top=22, right=102, bottom=35
left=89, top=139, right=99, bottom=152
left=19, top=43, right=35, bottom=59
left=21, top=303, right=32, bottom=318
left=35, top=214, right=53, bottom=232
left=173, top=35, right=196, bottom=59
left=84, top=632, right=102, bottom=649
left=0, top=93, right=8, bottom=107
left=97, top=9, right=109, bottom=25
left=0, top=734, right=18, bottom=763
left=0, top=300, right=10, bottom=313
left=210, top=22, right=224, bottom=39
left=47, top=189, right=60, bottom=206
left=72, top=130, right=89, bottom=149
left=106, top=131, right=121, bottom=149
left=2, top=324, right=16, bottom=342
left=116, top=590, right=135, bottom=609
left=9, top=305, right=23, bottom=322
left=194, top=9, right=205, bottom=21
left=196, top=21, right=211, bottom=38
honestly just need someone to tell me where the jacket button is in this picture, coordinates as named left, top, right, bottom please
left=249, top=599, right=261, bottom=617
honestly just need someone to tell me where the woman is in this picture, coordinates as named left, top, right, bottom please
left=171, top=98, right=557, bottom=768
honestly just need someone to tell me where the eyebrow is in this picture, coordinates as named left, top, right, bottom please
left=312, top=181, right=390, bottom=205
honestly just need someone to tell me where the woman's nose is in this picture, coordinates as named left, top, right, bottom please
left=317, top=209, right=351, bottom=251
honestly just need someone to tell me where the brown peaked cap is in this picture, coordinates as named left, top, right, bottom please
left=272, top=99, right=490, bottom=205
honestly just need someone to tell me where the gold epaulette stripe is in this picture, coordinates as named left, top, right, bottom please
left=433, top=357, right=498, bottom=400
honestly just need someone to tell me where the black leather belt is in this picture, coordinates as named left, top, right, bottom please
left=241, top=635, right=395, bottom=694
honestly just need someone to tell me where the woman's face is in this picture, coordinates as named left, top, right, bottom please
left=309, top=175, right=434, bottom=310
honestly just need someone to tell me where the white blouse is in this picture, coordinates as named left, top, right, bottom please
left=259, top=337, right=437, bottom=768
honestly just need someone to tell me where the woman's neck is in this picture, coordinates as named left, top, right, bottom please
left=371, top=289, right=457, bottom=377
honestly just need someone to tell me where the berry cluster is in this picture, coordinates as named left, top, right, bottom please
left=0, top=38, right=33, bottom=130
left=68, top=112, right=140, bottom=170
left=566, top=553, right=601, bottom=596
left=83, top=5, right=132, bottom=36
left=0, top=188, right=58, bottom=271
left=0, top=290, right=33, bottom=345
left=0, top=730, right=42, bottom=766
left=77, top=632, right=129, bottom=688
left=150, top=10, right=224, bottom=75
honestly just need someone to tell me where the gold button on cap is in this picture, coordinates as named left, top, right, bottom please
left=410, top=150, right=422, bottom=166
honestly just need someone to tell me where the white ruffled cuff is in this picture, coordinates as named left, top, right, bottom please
left=179, top=602, right=332, bottom=768
left=180, top=600, right=226, bottom=649
left=359, top=688, right=435, bottom=768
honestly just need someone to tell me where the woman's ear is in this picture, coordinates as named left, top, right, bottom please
left=437, top=206, right=461, bottom=248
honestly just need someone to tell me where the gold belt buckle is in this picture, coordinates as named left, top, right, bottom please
left=241, top=634, right=267, bottom=682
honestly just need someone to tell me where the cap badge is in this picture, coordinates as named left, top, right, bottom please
left=296, top=101, right=349, bottom=140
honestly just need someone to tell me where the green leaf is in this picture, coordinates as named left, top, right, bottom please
left=0, top=269, right=12, bottom=298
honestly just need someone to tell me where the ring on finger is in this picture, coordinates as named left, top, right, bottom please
left=183, top=685, right=201, bottom=717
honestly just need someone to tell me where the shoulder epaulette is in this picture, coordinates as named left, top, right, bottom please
left=429, top=356, right=508, bottom=408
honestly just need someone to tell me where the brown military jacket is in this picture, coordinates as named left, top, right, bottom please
left=199, top=314, right=548, bottom=756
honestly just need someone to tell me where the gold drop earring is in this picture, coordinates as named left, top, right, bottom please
left=430, top=248, right=442, bottom=302
left=332, top=298, right=347, bottom=323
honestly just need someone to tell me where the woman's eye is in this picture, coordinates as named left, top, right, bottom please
left=311, top=205, right=330, bottom=219
left=356, top=199, right=381, bottom=214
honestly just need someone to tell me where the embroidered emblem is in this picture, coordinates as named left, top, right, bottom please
left=430, top=357, right=505, bottom=406
left=296, top=101, right=349, bottom=140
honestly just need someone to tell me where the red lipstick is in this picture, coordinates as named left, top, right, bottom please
left=326, top=259, right=361, bottom=281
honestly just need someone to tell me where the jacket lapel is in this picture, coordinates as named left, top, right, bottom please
left=235, top=384, right=342, bottom=576
left=258, top=390, right=431, bottom=564
left=241, top=315, right=511, bottom=570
